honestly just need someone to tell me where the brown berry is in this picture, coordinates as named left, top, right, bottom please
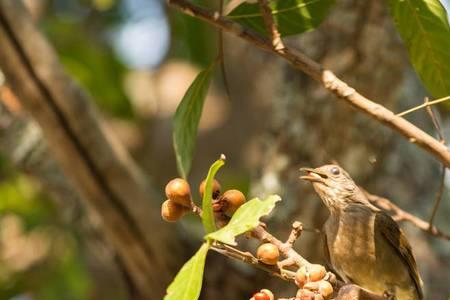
left=256, top=243, right=279, bottom=265
left=260, top=289, right=274, bottom=300
left=199, top=179, right=221, bottom=199
left=309, top=264, right=327, bottom=282
left=165, top=178, right=192, bottom=207
left=222, top=189, right=246, bottom=216
left=318, top=281, right=333, bottom=298
left=295, top=266, right=308, bottom=287
left=161, top=199, right=187, bottom=222
left=253, top=292, right=269, bottom=300
left=296, top=289, right=315, bottom=300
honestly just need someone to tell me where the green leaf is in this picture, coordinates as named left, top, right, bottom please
left=389, top=0, right=450, bottom=98
left=228, top=0, right=335, bottom=37
left=173, top=65, right=213, bottom=179
left=164, top=243, right=209, bottom=300
left=206, top=195, right=281, bottom=245
left=201, top=157, right=225, bottom=233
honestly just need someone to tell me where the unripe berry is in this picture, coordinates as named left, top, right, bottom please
left=222, top=189, right=246, bottom=216
left=161, top=199, right=187, bottom=222
left=318, top=281, right=333, bottom=298
left=253, top=292, right=269, bottom=300
left=260, top=289, right=274, bottom=300
left=199, top=179, right=221, bottom=199
left=309, top=264, right=327, bottom=282
left=256, top=243, right=279, bottom=265
left=295, top=266, right=308, bottom=287
left=165, top=178, right=192, bottom=207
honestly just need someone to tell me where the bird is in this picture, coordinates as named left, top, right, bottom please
left=300, top=164, right=423, bottom=300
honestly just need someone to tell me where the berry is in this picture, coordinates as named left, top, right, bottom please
left=260, top=289, right=274, bottom=300
left=253, top=292, right=269, bottom=300
left=161, top=199, right=187, bottom=222
left=221, top=189, right=246, bottom=216
left=165, top=178, right=192, bottom=207
left=295, top=266, right=308, bottom=287
left=296, top=289, right=315, bottom=300
left=199, top=179, right=221, bottom=199
left=318, top=281, right=333, bottom=298
left=309, top=264, right=327, bottom=282
left=256, top=243, right=279, bottom=265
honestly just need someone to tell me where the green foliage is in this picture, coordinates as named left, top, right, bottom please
left=201, top=157, right=225, bottom=233
left=228, top=0, right=335, bottom=37
left=206, top=195, right=281, bottom=245
left=42, top=18, right=132, bottom=118
left=173, top=64, right=213, bottom=179
left=389, top=0, right=450, bottom=98
left=0, top=176, right=91, bottom=300
left=164, top=242, right=210, bottom=300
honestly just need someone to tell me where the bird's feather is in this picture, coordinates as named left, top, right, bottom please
left=375, top=212, right=423, bottom=299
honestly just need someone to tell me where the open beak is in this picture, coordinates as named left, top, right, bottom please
left=299, top=167, right=328, bottom=183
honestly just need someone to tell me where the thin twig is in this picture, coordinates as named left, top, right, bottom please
left=285, top=221, right=303, bottom=247
left=210, top=242, right=296, bottom=281
left=428, top=165, right=445, bottom=228
left=257, top=0, right=284, bottom=51
left=167, top=0, right=450, bottom=169
left=217, top=0, right=232, bottom=102
left=364, top=190, right=450, bottom=241
left=396, top=95, right=450, bottom=117
left=424, top=97, right=446, bottom=229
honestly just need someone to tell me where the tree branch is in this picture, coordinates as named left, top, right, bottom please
left=365, top=191, right=450, bottom=241
left=0, top=1, right=179, bottom=298
left=167, top=0, right=450, bottom=168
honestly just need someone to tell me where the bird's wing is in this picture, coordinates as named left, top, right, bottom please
left=375, top=212, right=423, bottom=299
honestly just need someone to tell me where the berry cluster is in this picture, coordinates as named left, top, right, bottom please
left=294, top=265, right=333, bottom=299
left=161, top=178, right=247, bottom=224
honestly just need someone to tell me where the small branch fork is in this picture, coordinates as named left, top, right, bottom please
left=167, top=0, right=450, bottom=169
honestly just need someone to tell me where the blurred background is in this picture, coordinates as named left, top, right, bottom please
left=1, top=0, right=450, bottom=299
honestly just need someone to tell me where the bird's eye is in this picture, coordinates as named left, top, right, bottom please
left=330, top=167, right=340, bottom=175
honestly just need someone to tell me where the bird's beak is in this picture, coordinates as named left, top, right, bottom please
left=299, top=167, right=327, bottom=183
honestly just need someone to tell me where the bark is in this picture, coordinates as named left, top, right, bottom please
left=0, top=1, right=180, bottom=298
left=0, top=92, right=129, bottom=300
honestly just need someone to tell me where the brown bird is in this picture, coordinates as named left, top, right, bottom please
left=300, top=164, right=423, bottom=300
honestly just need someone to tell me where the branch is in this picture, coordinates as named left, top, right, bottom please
left=167, top=0, right=450, bottom=168
left=364, top=191, right=450, bottom=241
left=0, top=1, right=179, bottom=297
left=257, top=0, right=284, bottom=51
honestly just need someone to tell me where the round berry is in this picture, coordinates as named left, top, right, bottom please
left=165, top=178, right=192, bottom=207
left=295, top=266, right=308, bottom=287
left=253, top=292, right=269, bottom=300
left=222, top=189, right=246, bottom=216
left=309, top=264, right=327, bottom=282
left=318, top=281, right=333, bottom=298
left=199, top=179, right=221, bottom=199
left=296, top=289, right=315, bottom=300
left=260, top=289, right=274, bottom=300
left=256, top=243, right=279, bottom=265
left=161, top=199, right=187, bottom=222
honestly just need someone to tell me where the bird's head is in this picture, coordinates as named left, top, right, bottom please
left=300, top=164, right=362, bottom=211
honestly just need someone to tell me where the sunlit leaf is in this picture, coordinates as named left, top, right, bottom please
left=173, top=64, right=213, bottom=179
left=206, top=195, right=281, bottom=245
left=228, top=0, right=335, bottom=37
left=389, top=0, right=450, bottom=98
left=164, top=243, right=209, bottom=300
left=201, top=157, right=225, bottom=234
